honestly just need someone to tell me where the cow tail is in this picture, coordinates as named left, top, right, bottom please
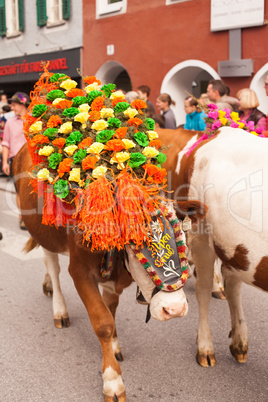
left=23, top=237, right=39, bottom=253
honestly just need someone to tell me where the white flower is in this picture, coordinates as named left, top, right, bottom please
left=92, top=166, right=107, bottom=178
left=84, top=82, right=101, bottom=93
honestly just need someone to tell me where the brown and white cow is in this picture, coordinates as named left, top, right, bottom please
left=159, top=126, right=268, bottom=367
left=13, top=143, right=206, bottom=401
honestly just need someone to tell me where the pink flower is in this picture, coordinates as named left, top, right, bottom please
left=223, top=109, right=231, bottom=118
left=246, top=120, right=255, bottom=131
left=207, top=110, right=219, bottom=120
left=255, top=126, right=263, bottom=134
left=211, top=120, right=222, bottom=130
left=230, top=122, right=239, bottom=128
left=207, top=103, right=218, bottom=110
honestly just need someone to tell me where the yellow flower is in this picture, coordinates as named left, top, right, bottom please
left=92, top=165, right=107, bottom=179
left=84, top=82, right=101, bottom=93
left=110, top=152, right=130, bottom=164
left=124, top=108, right=138, bottom=119
left=52, top=98, right=65, bottom=105
left=230, top=111, right=240, bottom=122
left=87, top=142, right=105, bottom=154
left=74, top=112, right=89, bottom=124
left=91, top=119, right=108, bottom=131
left=38, top=146, right=54, bottom=156
left=69, top=168, right=81, bottom=182
left=58, top=122, right=73, bottom=134
left=110, top=90, right=125, bottom=100
left=251, top=131, right=258, bottom=136
left=60, top=79, right=78, bottom=91
left=100, top=108, right=114, bottom=119
left=122, top=139, right=136, bottom=149
left=78, top=104, right=90, bottom=113
left=29, top=121, right=43, bottom=133
left=219, top=117, right=228, bottom=125
left=146, top=130, right=159, bottom=140
left=37, top=168, right=50, bottom=181
left=238, top=122, right=245, bottom=129
left=142, top=146, right=159, bottom=158
left=64, top=144, right=78, bottom=156
left=218, top=110, right=226, bottom=119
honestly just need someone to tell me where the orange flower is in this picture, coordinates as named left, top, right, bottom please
left=82, top=155, right=99, bottom=170
left=23, top=115, right=37, bottom=132
left=142, top=164, right=159, bottom=176
left=153, top=168, right=167, bottom=184
left=105, top=139, right=126, bottom=152
left=91, top=96, right=104, bottom=111
left=58, top=158, right=73, bottom=177
left=84, top=76, right=101, bottom=85
left=47, top=115, right=62, bottom=128
left=131, top=99, right=147, bottom=110
left=52, top=138, right=66, bottom=148
left=88, top=110, right=100, bottom=122
left=65, top=88, right=85, bottom=98
left=114, top=127, right=128, bottom=139
left=149, top=139, right=162, bottom=149
left=30, top=135, right=50, bottom=147
left=54, top=99, right=73, bottom=109
left=112, top=97, right=125, bottom=107
left=78, top=137, right=92, bottom=149
left=127, top=117, right=143, bottom=127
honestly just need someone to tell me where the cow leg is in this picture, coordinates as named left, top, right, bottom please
left=222, top=267, right=248, bottom=363
left=191, top=235, right=216, bottom=367
left=212, top=258, right=225, bottom=299
left=43, top=248, right=70, bottom=329
left=68, top=259, right=126, bottom=402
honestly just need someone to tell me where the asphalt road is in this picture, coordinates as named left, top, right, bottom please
left=0, top=174, right=267, bottom=402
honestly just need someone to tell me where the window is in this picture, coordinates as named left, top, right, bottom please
left=0, top=0, right=24, bottom=37
left=37, top=0, right=70, bottom=27
left=96, top=0, right=127, bottom=18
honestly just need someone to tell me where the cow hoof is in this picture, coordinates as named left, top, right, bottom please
left=212, top=290, right=226, bottom=300
left=54, top=316, right=70, bottom=329
left=196, top=352, right=216, bottom=367
left=230, top=345, right=247, bottom=363
left=104, top=392, right=126, bottom=402
left=115, top=351, right=124, bottom=362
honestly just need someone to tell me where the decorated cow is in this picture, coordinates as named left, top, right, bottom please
left=13, top=66, right=207, bottom=401
left=158, top=113, right=268, bottom=367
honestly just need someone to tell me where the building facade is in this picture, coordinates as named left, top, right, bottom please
left=0, top=0, right=82, bottom=96
left=83, top=0, right=268, bottom=126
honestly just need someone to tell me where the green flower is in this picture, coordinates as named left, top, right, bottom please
left=73, top=149, right=87, bottom=164
left=50, top=73, right=69, bottom=83
left=47, top=90, right=66, bottom=101
left=156, top=152, right=167, bottom=164
left=145, top=118, right=155, bottom=130
left=134, top=132, right=149, bottom=147
left=96, top=130, right=114, bottom=143
left=65, top=131, right=83, bottom=145
left=114, top=102, right=130, bottom=114
left=43, top=128, right=58, bottom=139
left=107, top=117, right=121, bottom=128
left=48, top=153, right=62, bottom=169
left=62, top=107, right=80, bottom=117
left=32, top=104, right=48, bottom=117
left=128, top=152, right=147, bottom=168
left=87, top=90, right=103, bottom=103
left=72, top=96, right=88, bottom=107
left=101, top=84, right=116, bottom=97
left=54, top=180, right=69, bottom=199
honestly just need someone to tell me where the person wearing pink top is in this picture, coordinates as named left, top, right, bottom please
left=2, top=92, right=30, bottom=229
left=236, top=88, right=267, bottom=131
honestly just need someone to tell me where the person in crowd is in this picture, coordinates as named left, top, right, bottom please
left=0, top=92, right=8, bottom=113
left=137, top=85, right=155, bottom=115
left=156, top=93, right=177, bottom=129
left=2, top=92, right=30, bottom=230
left=198, top=93, right=211, bottom=107
left=207, top=79, right=238, bottom=111
left=237, top=88, right=267, bottom=131
left=151, top=114, right=165, bottom=129
left=183, top=96, right=206, bottom=131
left=125, top=90, right=139, bottom=104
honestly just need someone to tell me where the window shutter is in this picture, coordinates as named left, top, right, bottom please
left=18, top=0, right=24, bottom=31
left=0, top=0, right=6, bottom=37
left=62, top=0, right=70, bottom=20
left=36, top=0, right=47, bottom=26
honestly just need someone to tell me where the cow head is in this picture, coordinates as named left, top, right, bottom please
left=124, top=200, right=207, bottom=321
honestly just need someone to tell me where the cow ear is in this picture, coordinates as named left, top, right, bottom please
left=175, top=200, right=208, bottom=223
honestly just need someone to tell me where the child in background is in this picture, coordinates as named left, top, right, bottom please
left=183, top=96, right=206, bottom=131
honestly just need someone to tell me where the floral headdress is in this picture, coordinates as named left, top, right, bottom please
left=24, top=64, right=168, bottom=251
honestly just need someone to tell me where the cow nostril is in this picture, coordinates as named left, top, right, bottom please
left=162, top=307, right=170, bottom=316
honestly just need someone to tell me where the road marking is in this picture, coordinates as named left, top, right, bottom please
left=0, top=226, right=44, bottom=261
